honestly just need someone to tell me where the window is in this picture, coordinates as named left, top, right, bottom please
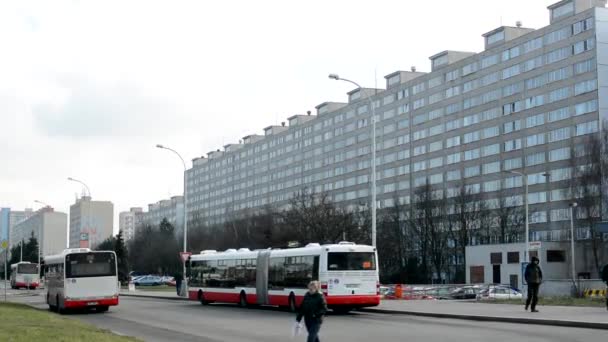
left=429, top=141, right=442, bottom=152
left=549, top=127, right=570, bottom=142
left=464, top=148, right=480, bottom=161
left=528, top=191, right=547, bottom=204
left=502, top=46, right=520, bottom=62
left=545, top=26, right=570, bottom=45
left=490, top=253, right=502, bottom=264
left=523, top=37, right=543, bottom=53
left=483, top=161, right=500, bottom=175
left=551, top=208, right=570, bottom=221
left=446, top=136, right=460, bottom=148
left=546, top=47, right=570, bottom=64
left=464, top=131, right=481, bottom=144
left=504, top=120, right=521, bottom=134
left=413, top=129, right=428, bottom=141
left=503, top=82, right=522, bottom=97
left=429, top=173, right=443, bottom=185
left=551, top=1, right=574, bottom=20
left=464, top=165, right=480, bottom=178
left=526, top=114, right=544, bottom=128
left=462, top=62, right=478, bottom=76
left=551, top=188, right=568, bottom=201
left=574, top=79, right=597, bottom=96
left=504, top=175, right=523, bottom=189
left=428, top=92, right=443, bottom=104
left=504, top=157, right=522, bottom=170
left=446, top=119, right=460, bottom=131
left=573, top=17, right=594, bottom=35
left=549, top=107, right=569, bottom=122
left=483, top=126, right=499, bottom=139
left=550, top=168, right=571, bottom=182
left=526, top=74, right=547, bottom=90
left=573, top=38, right=595, bottom=55
left=523, top=56, right=543, bottom=72
left=383, top=94, right=395, bottom=106
left=446, top=169, right=461, bottom=181
left=528, top=172, right=548, bottom=185
left=574, top=100, right=598, bottom=116
left=413, top=98, right=425, bottom=110
left=502, top=64, right=521, bottom=79
left=413, top=161, right=426, bottom=172
left=526, top=94, right=545, bottom=109
left=546, top=250, right=566, bottom=263
left=466, top=183, right=481, bottom=194
left=397, top=118, right=409, bottom=129
left=412, top=83, right=425, bottom=95
left=464, top=113, right=480, bottom=127
left=484, top=179, right=501, bottom=192
left=574, top=58, right=595, bottom=75
left=507, top=252, right=520, bottom=264
left=445, top=86, right=460, bottom=98
left=447, top=152, right=461, bottom=164
left=526, top=133, right=545, bottom=147
left=548, top=67, right=569, bottom=83
left=530, top=211, right=548, bottom=224
left=398, top=104, right=410, bottom=114
left=483, top=144, right=500, bottom=157
left=397, top=89, right=409, bottom=100
left=328, top=252, right=376, bottom=271
left=549, top=87, right=570, bottom=103
left=429, top=157, right=443, bottom=168
left=413, top=113, right=427, bottom=125
left=526, top=152, right=545, bottom=166
left=576, top=121, right=599, bottom=136
left=482, top=54, right=499, bottom=69
left=504, top=139, right=522, bottom=152
left=445, top=69, right=459, bottom=82
left=413, top=145, right=426, bottom=156
left=549, top=147, right=570, bottom=162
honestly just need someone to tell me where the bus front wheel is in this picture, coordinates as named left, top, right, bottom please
left=198, top=291, right=209, bottom=305
left=238, top=292, right=248, bottom=308
left=47, top=294, right=56, bottom=312
left=57, top=295, right=65, bottom=315
left=288, top=294, right=297, bottom=313
left=97, top=306, right=109, bottom=313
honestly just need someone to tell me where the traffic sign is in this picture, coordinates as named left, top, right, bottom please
left=180, top=252, right=192, bottom=262
left=1, top=240, right=7, bottom=250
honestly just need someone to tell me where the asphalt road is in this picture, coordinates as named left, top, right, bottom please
left=45, top=296, right=605, bottom=342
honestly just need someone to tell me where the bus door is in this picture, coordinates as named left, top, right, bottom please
left=256, top=250, right=270, bottom=305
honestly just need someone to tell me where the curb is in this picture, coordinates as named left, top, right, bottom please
left=120, top=293, right=188, bottom=301
left=360, top=308, right=608, bottom=330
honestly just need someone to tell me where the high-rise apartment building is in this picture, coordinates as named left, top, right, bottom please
left=0, top=208, right=34, bottom=248
left=11, top=207, right=67, bottom=257
left=140, top=196, right=184, bottom=233
left=69, top=196, right=114, bottom=249
left=186, top=0, right=608, bottom=243
left=119, top=207, right=143, bottom=241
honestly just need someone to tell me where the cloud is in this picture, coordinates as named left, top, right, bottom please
left=31, top=76, right=185, bottom=139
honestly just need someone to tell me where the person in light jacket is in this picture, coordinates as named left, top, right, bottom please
left=296, top=281, right=328, bottom=342
left=524, top=256, right=543, bottom=313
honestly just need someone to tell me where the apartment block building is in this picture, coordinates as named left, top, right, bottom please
left=139, top=196, right=184, bottom=232
left=69, top=196, right=114, bottom=249
left=186, top=0, right=608, bottom=243
left=11, top=207, right=67, bottom=257
left=119, top=207, right=143, bottom=241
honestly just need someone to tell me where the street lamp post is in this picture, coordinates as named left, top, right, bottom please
left=328, top=74, right=377, bottom=247
left=569, top=202, right=578, bottom=289
left=156, top=144, right=188, bottom=296
left=67, top=177, right=91, bottom=198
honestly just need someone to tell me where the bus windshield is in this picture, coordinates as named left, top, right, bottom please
left=17, top=264, right=38, bottom=274
left=327, top=252, right=376, bottom=271
left=65, top=252, right=116, bottom=278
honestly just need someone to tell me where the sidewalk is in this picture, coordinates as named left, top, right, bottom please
left=366, top=299, right=608, bottom=329
left=119, top=290, right=608, bottom=330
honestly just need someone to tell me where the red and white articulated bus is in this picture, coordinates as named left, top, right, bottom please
left=187, top=242, right=379, bottom=313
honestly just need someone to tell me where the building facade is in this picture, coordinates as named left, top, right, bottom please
left=119, top=207, right=143, bottom=241
left=0, top=208, right=34, bottom=249
left=11, top=207, right=67, bottom=257
left=186, top=0, right=608, bottom=244
left=140, top=196, right=184, bottom=233
left=69, top=196, right=114, bottom=249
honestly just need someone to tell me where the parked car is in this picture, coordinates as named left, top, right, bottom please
left=450, top=286, right=480, bottom=300
left=134, top=275, right=163, bottom=286
left=478, top=286, right=523, bottom=300
left=426, top=287, right=452, bottom=300
left=160, top=276, right=174, bottom=285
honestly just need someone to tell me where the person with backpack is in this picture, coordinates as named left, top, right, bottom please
left=296, top=281, right=328, bottom=342
left=524, top=256, right=543, bottom=313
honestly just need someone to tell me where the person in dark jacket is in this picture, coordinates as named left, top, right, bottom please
left=524, top=256, right=543, bottom=312
left=174, top=273, right=184, bottom=296
left=601, top=263, right=608, bottom=310
left=296, top=281, right=327, bottom=342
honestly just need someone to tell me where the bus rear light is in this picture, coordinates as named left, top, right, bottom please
left=321, top=282, right=328, bottom=296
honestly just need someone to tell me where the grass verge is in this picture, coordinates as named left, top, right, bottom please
left=0, top=302, right=137, bottom=342
left=479, top=296, right=606, bottom=307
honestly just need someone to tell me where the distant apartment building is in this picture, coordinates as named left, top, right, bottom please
left=11, top=207, right=67, bottom=257
left=69, top=196, right=114, bottom=249
left=139, top=196, right=184, bottom=233
left=186, top=0, right=608, bottom=244
left=0, top=208, right=34, bottom=248
left=119, top=207, right=143, bottom=241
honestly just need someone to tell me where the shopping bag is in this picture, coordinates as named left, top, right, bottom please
left=291, top=321, right=303, bottom=338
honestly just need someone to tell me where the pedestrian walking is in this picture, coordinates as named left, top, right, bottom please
left=296, top=281, right=327, bottom=342
left=601, top=263, right=608, bottom=311
left=524, top=256, right=543, bottom=313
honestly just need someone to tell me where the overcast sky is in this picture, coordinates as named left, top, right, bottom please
left=0, top=0, right=559, bottom=232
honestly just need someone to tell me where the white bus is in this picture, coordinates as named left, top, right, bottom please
left=43, top=248, right=119, bottom=313
left=10, top=262, right=40, bottom=289
left=187, top=242, right=379, bottom=313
